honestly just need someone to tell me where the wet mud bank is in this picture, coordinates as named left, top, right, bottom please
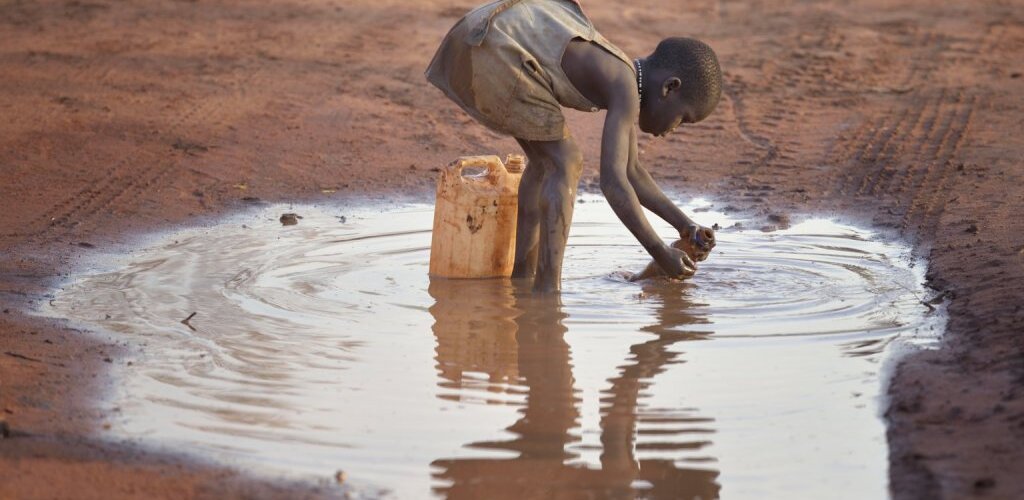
left=2, top=0, right=1023, bottom=498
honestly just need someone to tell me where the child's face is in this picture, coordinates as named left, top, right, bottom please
left=639, top=94, right=699, bottom=137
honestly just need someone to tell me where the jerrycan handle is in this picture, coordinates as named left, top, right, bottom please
left=449, top=155, right=506, bottom=182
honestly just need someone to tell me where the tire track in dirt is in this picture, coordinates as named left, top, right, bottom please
left=898, top=31, right=937, bottom=89
left=29, top=66, right=267, bottom=239
left=830, top=86, right=979, bottom=235
left=721, top=83, right=779, bottom=177
left=885, top=89, right=946, bottom=198
left=17, top=82, right=141, bottom=232
left=904, top=92, right=978, bottom=231
left=6, top=53, right=140, bottom=237
left=882, top=20, right=984, bottom=229
left=855, top=108, right=912, bottom=197
left=827, top=15, right=986, bottom=235
left=828, top=23, right=953, bottom=195
left=720, top=14, right=852, bottom=195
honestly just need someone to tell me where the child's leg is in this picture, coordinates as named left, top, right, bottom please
left=522, top=136, right=583, bottom=292
left=512, top=138, right=543, bottom=279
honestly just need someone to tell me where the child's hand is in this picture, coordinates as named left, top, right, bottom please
left=679, top=223, right=716, bottom=262
left=654, top=244, right=697, bottom=280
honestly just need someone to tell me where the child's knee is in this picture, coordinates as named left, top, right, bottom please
left=559, top=141, right=583, bottom=177
left=567, top=142, right=583, bottom=168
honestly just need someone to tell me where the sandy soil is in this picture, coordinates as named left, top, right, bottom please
left=1, top=0, right=1022, bottom=498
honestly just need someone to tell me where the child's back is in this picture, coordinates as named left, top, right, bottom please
left=427, top=0, right=631, bottom=142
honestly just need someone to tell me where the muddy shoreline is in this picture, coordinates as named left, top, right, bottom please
left=2, top=0, right=1022, bottom=498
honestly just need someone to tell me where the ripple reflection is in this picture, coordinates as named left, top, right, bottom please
left=42, top=198, right=938, bottom=499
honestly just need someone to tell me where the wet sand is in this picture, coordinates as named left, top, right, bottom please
left=1, top=0, right=1023, bottom=498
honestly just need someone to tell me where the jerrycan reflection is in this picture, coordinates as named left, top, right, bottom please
left=428, top=278, right=521, bottom=392
left=427, top=278, right=721, bottom=499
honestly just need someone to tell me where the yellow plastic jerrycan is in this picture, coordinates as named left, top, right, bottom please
left=429, top=154, right=525, bottom=278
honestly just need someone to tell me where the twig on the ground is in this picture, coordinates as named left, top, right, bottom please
left=4, top=351, right=41, bottom=363
left=181, top=312, right=197, bottom=331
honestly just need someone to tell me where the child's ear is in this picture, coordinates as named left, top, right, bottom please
left=662, top=77, right=682, bottom=97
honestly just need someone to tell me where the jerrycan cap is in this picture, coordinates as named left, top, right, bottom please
left=505, top=154, right=525, bottom=173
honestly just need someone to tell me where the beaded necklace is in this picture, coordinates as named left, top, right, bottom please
left=633, top=58, right=644, bottom=106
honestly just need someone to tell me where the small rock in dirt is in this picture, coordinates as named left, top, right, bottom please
left=1011, top=72, right=1022, bottom=79
left=965, top=224, right=979, bottom=234
left=171, top=139, right=209, bottom=156
left=767, top=213, right=791, bottom=229
left=76, top=241, right=95, bottom=248
left=973, top=478, right=996, bottom=490
left=3, top=309, right=8, bottom=314
left=0, top=418, right=9, bottom=438
left=280, top=213, right=302, bottom=226
left=103, top=357, right=112, bottom=363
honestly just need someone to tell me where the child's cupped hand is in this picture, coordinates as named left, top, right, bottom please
left=678, top=223, right=716, bottom=262
left=656, top=244, right=698, bottom=280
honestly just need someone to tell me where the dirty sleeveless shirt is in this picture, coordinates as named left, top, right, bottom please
left=425, top=0, right=634, bottom=141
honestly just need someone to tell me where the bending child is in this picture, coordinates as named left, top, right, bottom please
left=426, top=0, right=721, bottom=292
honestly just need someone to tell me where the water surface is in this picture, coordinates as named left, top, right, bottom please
left=45, top=198, right=938, bottom=498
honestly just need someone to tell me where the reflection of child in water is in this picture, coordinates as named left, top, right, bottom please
left=427, top=0, right=721, bottom=292
left=427, top=278, right=721, bottom=497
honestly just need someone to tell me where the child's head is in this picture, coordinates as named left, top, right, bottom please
left=639, top=37, right=722, bottom=136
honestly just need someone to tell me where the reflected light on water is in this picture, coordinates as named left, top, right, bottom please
left=44, top=198, right=939, bottom=499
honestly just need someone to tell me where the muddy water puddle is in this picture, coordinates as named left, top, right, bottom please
left=45, top=198, right=939, bottom=498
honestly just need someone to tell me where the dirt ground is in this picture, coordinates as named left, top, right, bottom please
left=1, top=0, right=1022, bottom=498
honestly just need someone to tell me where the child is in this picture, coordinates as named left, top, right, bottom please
left=426, top=0, right=721, bottom=292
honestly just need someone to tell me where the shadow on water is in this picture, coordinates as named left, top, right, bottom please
left=429, top=279, right=719, bottom=498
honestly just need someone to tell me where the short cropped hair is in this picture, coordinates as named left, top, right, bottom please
left=648, top=38, right=722, bottom=121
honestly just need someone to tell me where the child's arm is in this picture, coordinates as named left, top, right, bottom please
left=626, top=142, right=715, bottom=258
left=626, top=137, right=696, bottom=230
left=600, top=96, right=696, bottom=278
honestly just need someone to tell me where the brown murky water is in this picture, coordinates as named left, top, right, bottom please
left=45, top=198, right=940, bottom=498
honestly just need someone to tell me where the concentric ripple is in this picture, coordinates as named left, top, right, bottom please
left=45, top=198, right=940, bottom=499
